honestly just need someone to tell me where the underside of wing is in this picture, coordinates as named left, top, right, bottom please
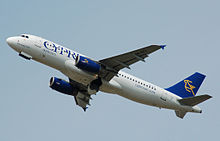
left=74, top=92, right=92, bottom=111
left=69, top=78, right=93, bottom=111
left=99, top=45, right=165, bottom=81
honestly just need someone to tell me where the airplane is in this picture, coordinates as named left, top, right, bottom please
left=6, top=34, right=212, bottom=119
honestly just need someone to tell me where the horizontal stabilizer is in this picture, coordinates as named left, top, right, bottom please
left=178, top=94, right=212, bottom=106
left=175, top=110, right=187, bottom=119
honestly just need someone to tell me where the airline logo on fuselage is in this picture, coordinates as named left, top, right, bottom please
left=43, top=41, right=78, bottom=59
left=82, top=59, right=89, bottom=64
left=184, top=80, right=195, bottom=96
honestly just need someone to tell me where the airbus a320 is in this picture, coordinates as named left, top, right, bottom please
left=6, top=34, right=212, bottom=119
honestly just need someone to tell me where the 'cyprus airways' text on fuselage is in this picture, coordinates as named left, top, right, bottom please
left=6, top=34, right=211, bottom=119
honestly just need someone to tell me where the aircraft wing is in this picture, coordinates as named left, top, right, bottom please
left=74, top=92, right=91, bottom=111
left=69, top=78, right=92, bottom=111
left=99, top=45, right=165, bottom=81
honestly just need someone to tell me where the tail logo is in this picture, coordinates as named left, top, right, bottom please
left=184, top=80, right=196, bottom=96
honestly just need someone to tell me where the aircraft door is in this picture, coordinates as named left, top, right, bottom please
left=32, top=39, right=44, bottom=58
left=159, top=90, right=168, bottom=105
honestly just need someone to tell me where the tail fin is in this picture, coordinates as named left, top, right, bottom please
left=166, top=72, right=206, bottom=98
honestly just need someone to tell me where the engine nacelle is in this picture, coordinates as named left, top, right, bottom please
left=49, top=77, right=77, bottom=96
left=75, top=55, right=101, bottom=74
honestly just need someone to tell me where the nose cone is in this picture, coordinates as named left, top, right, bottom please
left=6, top=37, right=19, bottom=51
left=6, top=37, right=15, bottom=46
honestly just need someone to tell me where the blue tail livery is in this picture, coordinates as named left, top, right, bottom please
left=166, top=72, right=206, bottom=98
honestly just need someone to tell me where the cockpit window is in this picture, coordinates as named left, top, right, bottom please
left=20, top=35, right=29, bottom=39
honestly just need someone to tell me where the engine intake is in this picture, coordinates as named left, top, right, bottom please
left=49, top=77, right=77, bottom=96
left=75, top=55, right=101, bottom=74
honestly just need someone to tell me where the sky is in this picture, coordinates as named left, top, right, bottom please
left=0, top=0, right=219, bottom=140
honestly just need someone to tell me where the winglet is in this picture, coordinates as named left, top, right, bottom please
left=160, top=45, right=166, bottom=50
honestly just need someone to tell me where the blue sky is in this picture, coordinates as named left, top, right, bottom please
left=0, top=0, right=219, bottom=140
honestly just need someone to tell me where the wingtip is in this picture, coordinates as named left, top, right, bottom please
left=160, top=45, right=166, bottom=50
left=203, top=94, right=212, bottom=99
left=83, top=107, right=88, bottom=112
left=208, top=95, right=212, bottom=99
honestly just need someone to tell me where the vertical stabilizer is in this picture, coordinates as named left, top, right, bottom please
left=166, top=72, right=206, bottom=98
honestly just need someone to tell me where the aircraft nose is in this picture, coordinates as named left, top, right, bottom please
left=6, top=37, right=15, bottom=46
left=6, top=36, right=19, bottom=51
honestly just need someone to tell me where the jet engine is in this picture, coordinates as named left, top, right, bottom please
left=49, top=77, right=77, bottom=96
left=75, top=55, right=101, bottom=74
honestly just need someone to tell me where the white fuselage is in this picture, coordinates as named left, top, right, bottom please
left=6, top=34, right=202, bottom=113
